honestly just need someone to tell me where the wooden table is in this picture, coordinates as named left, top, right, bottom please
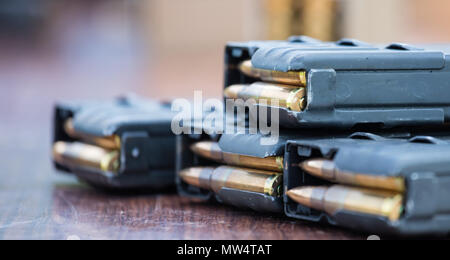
left=0, top=126, right=365, bottom=240
left=0, top=51, right=365, bottom=240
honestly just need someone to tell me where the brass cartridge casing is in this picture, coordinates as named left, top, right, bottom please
left=287, top=185, right=404, bottom=221
left=239, top=60, right=307, bottom=86
left=53, top=141, right=120, bottom=173
left=179, top=166, right=282, bottom=197
left=224, top=82, right=306, bottom=112
left=64, top=119, right=121, bottom=150
left=300, top=159, right=405, bottom=192
left=190, top=141, right=284, bottom=172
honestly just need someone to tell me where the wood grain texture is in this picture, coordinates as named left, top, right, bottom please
left=1, top=189, right=366, bottom=240
left=0, top=162, right=365, bottom=240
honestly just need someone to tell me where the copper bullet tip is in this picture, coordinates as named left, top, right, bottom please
left=224, top=85, right=244, bottom=99
left=190, top=141, right=225, bottom=163
left=179, top=167, right=214, bottom=190
left=287, top=186, right=321, bottom=208
left=52, top=141, right=67, bottom=162
left=239, top=60, right=253, bottom=75
left=300, top=159, right=324, bottom=173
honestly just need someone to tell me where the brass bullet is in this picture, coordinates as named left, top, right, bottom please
left=300, top=159, right=405, bottom=192
left=224, top=82, right=306, bottom=112
left=190, top=141, right=284, bottom=172
left=287, top=185, right=404, bottom=221
left=64, top=118, right=121, bottom=150
left=239, top=60, right=307, bottom=86
left=179, top=166, right=282, bottom=197
left=53, top=141, right=120, bottom=173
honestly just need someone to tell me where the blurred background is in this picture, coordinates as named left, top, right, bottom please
left=1, top=0, right=450, bottom=239
left=1, top=0, right=450, bottom=137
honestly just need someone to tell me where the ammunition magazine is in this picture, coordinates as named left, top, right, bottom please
left=53, top=96, right=176, bottom=190
left=225, top=36, right=450, bottom=129
left=284, top=133, right=450, bottom=235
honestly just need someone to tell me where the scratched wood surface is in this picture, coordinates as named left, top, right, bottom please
left=0, top=49, right=366, bottom=240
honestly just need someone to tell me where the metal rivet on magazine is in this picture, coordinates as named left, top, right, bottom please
left=131, top=147, right=140, bottom=158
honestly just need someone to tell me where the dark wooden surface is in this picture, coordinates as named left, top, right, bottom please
left=0, top=129, right=365, bottom=240
left=0, top=50, right=366, bottom=240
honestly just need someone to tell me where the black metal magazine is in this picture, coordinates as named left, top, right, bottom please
left=53, top=95, right=176, bottom=190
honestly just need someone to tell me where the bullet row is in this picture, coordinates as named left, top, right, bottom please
left=53, top=119, right=121, bottom=173
left=179, top=141, right=283, bottom=198
left=53, top=118, right=406, bottom=222
left=287, top=159, right=405, bottom=221
left=224, top=60, right=307, bottom=112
